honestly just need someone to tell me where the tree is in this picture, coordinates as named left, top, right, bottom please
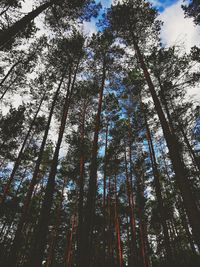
left=182, top=0, right=200, bottom=25
left=0, top=0, right=100, bottom=49
left=29, top=32, right=85, bottom=267
left=107, top=0, right=200, bottom=249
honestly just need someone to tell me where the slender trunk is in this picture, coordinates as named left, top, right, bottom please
left=103, top=121, right=109, bottom=266
left=45, top=178, right=66, bottom=267
left=157, top=77, right=175, bottom=133
left=138, top=207, right=148, bottom=267
left=158, top=77, right=200, bottom=173
left=0, top=1, right=53, bottom=48
left=14, top=165, right=29, bottom=196
left=107, top=175, right=115, bottom=267
left=29, top=62, right=79, bottom=267
left=136, top=165, right=149, bottom=267
left=0, top=220, right=7, bottom=238
left=141, top=101, right=173, bottom=262
left=182, top=212, right=197, bottom=254
left=5, top=70, right=65, bottom=266
left=178, top=195, right=197, bottom=254
left=132, top=38, right=200, bottom=249
left=0, top=93, right=45, bottom=204
left=0, top=60, right=21, bottom=87
left=124, top=148, right=137, bottom=266
left=80, top=59, right=106, bottom=267
left=126, top=219, right=131, bottom=267
left=3, top=73, right=66, bottom=267
left=65, top=215, right=76, bottom=267
left=0, top=75, right=18, bottom=99
left=114, top=174, right=123, bottom=267
left=179, top=123, right=200, bottom=173
left=77, top=102, right=86, bottom=267
left=0, top=5, right=11, bottom=17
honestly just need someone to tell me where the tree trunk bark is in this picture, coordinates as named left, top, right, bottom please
left=65, top=215, right=76, bottom=267
left=0, top=60, right=21, bottom=87
left=45, top=178, right=66, bottom=267
left=124, top=148, right=138, bottom=266
left=29, top=63, right=78, bottom=267
left=114, top=173, right=123, bottom=267
left=77, top=101, right=86, bottom=267
left=3, top=73, right=65, bottom=267
left=80, top=58, right=106, bottom=267
left=141, top=101, right=173, bottom=263
left=0, top=92, right=46, bottom=204
left=103, top=121, right=109, bottom=266
left=0, top=1, right=53, bottom=48
left=132, top=38, right=200, bottom=249
left=138, top=207, right=149, bottom=267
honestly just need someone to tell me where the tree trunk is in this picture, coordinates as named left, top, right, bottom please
left=65, top=215, right=76, bottom=267
left=29, top=62, right=78, bottom=267
left=0, top=76, right=18, bottom=100
left=158, top=77, right=200, bottom=174
left=80, top=58, right=106, bottom=267
left=0, top=1, right=53, bottom=48
left=0, top=92, right=46, bottom=204
left=141, top=101, right=173, bottom=263
left=3, top=73, right=65, bottom=267
left=103, top=121, right=109, bottom=266
left=132, top=38, right=200, bottom=250
left=0, top=60, right=21, bottom=87
left=124, top=148, right=137, bottom=266
left=114, top=173, right=123, bottom=267
left=45, top=178, right=66, bottom=267
left=77, top=101, right=86, bottom=267
left=107, top=174, right=115, bottom=267
left=138, top=207, right=149, bottom=267
left=180, top=127, right=200, bottom=173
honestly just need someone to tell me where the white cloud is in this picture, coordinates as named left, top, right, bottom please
left=158, top=1, right=200, bottom=102
left=159, top=0, right=200, bottom=52
left=82, top=20, right=97, bottom=36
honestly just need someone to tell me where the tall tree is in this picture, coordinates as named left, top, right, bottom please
left=107, top=0, right=200, bottom=249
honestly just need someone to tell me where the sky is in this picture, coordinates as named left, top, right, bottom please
left=17, top=0, right=200, bottom=105
left=22, top=0, right=200, bottom=53
left=82, top=0, right=200, bottom=103
left=7, top=0, right=200, bottom=149
left=83, top=0, right=200, bottom=53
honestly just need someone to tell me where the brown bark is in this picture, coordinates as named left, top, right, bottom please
left=124, top=148, right=137, bottom=266
left=3, top=73, right=65, bottom=267
left=141, top=101, right=173, bottom=262
left=103, top=121, right=109, bottom=266
left=114, top=174, right=123, bottom=267
left=0, top=92, right=46, bottom=204
left=107, top=174, right=115, bottom=267
left=0, top=1, right=53, bottom=48
left=138, top=207, right=149, bottom=267
left=29, top=62, right=78, bottom=267
left=80, top=58, right=106, bottom=267
left=178, top=122, right=200, bottom=174
left=158, top=78, right=200, bottom=174
left=45, top=178, right=66, bottom=267
left=132, top=37, right=200, bottom=250
left=77, top=100, right=86, bottom=267
left=65, top=215, right=76, bottom=267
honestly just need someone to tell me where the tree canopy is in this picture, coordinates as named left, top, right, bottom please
left=0, top=1, right=200, bottom=267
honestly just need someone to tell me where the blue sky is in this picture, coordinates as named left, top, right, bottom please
left=150, top=0, right=179, bottom=12
left=99, top=0, right=179, bottom=11
left=85, top=0, right=199, bottom=54
left=83, top=0, right=199, bottom=101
